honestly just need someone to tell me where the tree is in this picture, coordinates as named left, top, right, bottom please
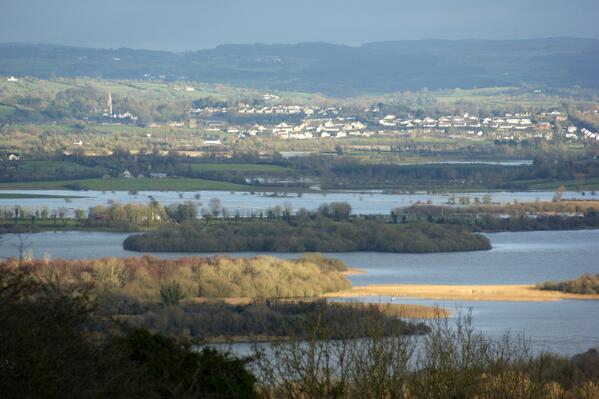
left=166, top=202, right=197, bottom=223
left=319, top=202, right=352, bottom=220
left=160, top=281, right=185, bottom=305
left=14, top=231, right=32, bottom=266
left=575, top=173, right=586, bottom=191
left=209, top=198, right=222, bottom=218
left=74, top=209, right=84, bottom=220
left=118, top=329, right=259, bottom=399
left=553, top=185, right=566, bottom=202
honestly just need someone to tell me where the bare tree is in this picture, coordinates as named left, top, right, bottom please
left=14, top=232, right=32, bottom=266
left=208, top=198, right=221, bottom=218
left=553, top=185, right=566, bottom=202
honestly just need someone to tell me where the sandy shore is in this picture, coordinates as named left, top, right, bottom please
left=324, top=284, right=599, bottom=302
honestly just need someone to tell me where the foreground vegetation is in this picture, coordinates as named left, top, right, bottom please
left=0, top=265, right=259, bottom=399
left=537, top=274, right=599, bottom=295
left=2, top=264, right=599, bottom=399
left=254, top=314, right=599, bottom=399
left=123, top=219, right=491, bottom=253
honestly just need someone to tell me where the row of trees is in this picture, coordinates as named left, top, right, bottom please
left=86, top=200, right=356, bottom=228
left=392, top=203, right=599, bottom=232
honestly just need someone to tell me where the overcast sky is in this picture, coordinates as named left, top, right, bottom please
left=2, top=0, right=599, bottom=51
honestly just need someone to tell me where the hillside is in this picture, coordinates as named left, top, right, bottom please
left=1, top=38, right=598, bottom=94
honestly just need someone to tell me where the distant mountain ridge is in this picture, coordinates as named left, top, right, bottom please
left=1, top=38, right=598, bottom=95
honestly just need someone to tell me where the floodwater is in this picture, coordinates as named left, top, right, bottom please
left=0, top=189, right=593, bottom=217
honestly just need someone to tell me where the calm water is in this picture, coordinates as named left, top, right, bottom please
left=1, top=229, right=597, bottom=355
left=0, top=189, right=593, bottom=217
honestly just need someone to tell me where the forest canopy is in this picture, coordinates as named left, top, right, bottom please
left=123, top=220, right=492, bottom=253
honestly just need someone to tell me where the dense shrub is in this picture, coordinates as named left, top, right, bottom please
left=0, top=265, right=259, bottom=399
left=537, top=273, right=599, bottom=295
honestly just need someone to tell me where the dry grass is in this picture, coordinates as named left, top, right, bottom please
left=188, top=297, right=449, bottom=318
left=330, top=301, right=451, bottom=319
left=323, top=284, right=599, bottom=302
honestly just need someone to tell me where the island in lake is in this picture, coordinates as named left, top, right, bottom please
left=123, top=219, right=491, bottom=253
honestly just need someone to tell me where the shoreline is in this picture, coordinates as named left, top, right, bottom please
left=324, top=284, right=599, bottom=302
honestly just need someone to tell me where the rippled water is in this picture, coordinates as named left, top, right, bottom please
left=0, top=229, right=597, bottom=355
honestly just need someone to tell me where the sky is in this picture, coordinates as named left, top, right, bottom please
left=1, top=0, right=599, bottom=51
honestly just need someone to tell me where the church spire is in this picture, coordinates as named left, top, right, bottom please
left=107, top=90, right=113, bottom=115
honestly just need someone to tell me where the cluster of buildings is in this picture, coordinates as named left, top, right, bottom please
left=378, top=113, right=537, bottom=131
left=374, top=111, right=599, bottom=142
left=190, top=103, right=342, bottom=117
left=238, top=118, right=374, bottom=140
left=581, top=128, right=599, bottom=141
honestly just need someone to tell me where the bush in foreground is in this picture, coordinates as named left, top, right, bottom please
left=0, top=265, right=258, bottom=399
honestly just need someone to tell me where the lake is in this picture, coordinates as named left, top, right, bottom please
left=1, top=229, right=597, bottom=355
left=0, top=189, right=594, bottom=217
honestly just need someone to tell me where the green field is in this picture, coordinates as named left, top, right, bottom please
left=0, top=178, right=250, bottom=191
left=17, top=160, right=98, bottom=174
left=181, top=162, right=288, bottom=173
left=527, top=177, right=599, bottom=191
left=0, top=193, right=86, bottom=199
